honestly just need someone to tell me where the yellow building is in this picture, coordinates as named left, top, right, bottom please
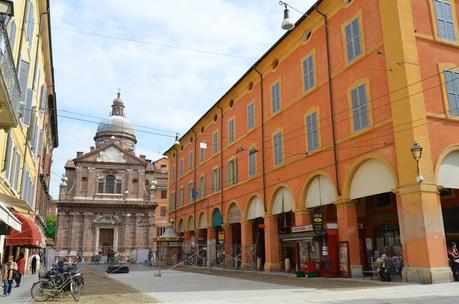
left=0, top=0, right=58, bottom=266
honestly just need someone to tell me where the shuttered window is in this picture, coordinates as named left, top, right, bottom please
left=351, top=84, right=370, bottom=131
left=345, top=18, right=362, bottom=62
left=12, top=150, right=21, bottom=191
left=213, top=131, right=218, bottom=154
left=226, top=158, right=238, bottom=186
left=303, top=55, right=315, bottom=91
left=306, top=112, right=319, bottom=151
left=7, top=19, right=16, bottom=52
left=26, top=2, right=35, bottom=43
left=247, top=102, right=255, bottom=131
left=199, top=147, right=205, bottom=163
left=445, top=70, right=459, bottom=115
left=249, top=149, right=256, bottom=177
left=271, top=82, right=281, bottom=114
left=40, top=84, right=47, bottom=111
left=23, top=89, right=33, bottom=126
left=273, top=132, right=283, bottom=166
left=228, top=118, right=235, bottom=144
left=434, top=0, right=456, bottom=41
left=179, top=158, right=183, bottom=176
left=4, top=135, right=13, bottom=180
left=188, top=151, right=193, bottom=170
left=18, top=60, right=30, bottom=116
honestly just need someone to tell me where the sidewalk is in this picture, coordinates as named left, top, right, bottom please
left=2, top=274, right=37, bottom=303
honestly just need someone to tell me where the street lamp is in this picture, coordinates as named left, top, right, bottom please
left=0, top=0, right=14, bottom=17
left=279, top=1, right=295, bottom=31
left=411, top=142, right=424, bottom=183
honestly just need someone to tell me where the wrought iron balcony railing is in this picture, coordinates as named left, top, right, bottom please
left=0, top=20, right=21, bottom=127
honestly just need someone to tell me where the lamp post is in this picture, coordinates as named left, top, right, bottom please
left=411, top=142, right=424, bottom=183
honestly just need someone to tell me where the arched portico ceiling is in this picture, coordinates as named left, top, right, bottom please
left=178, top=219, right=185, bottom=233
left=438, top=151, right=459, bottom=189
left=349, top=159, right=396, bottom=200
left=306, top=175, right=337, bottom=208
left=212, top=208, right=222, bottom=227
left=188, top=216, right=195, bottom=232
left=198, top=213, right=207, bottom=229
left=247, top=196, right=264, bottom=220
left=228, top=203, right=241, bottom=224
left=272, top=187, right=295, bottom=215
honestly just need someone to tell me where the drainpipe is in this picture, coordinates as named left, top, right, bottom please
left=173, top=146, right=178, bottom=227
left=191, top=129, right=197, bottom=233
left=253, top=68, right=268, bottom=212
left=216, top=105, right=224, bottom=225
left=316, top=7, right=341, bottom=196
left=15, top=0, right=28, bottom=68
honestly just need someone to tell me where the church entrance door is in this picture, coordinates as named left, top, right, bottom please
left=100, top=228, right=114, bottom=256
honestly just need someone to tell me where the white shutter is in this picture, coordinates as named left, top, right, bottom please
left=4, top=135, right=13, bottom=180
left=23, top=89, right=33, bottom=126
left=27, top=2, right=34, bottom=43
left=18, top=60, right=30, bottom=114
left=8, top=19, right=16, bottom=51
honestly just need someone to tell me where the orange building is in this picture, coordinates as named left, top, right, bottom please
left=164, top=0, right=459, bottom=284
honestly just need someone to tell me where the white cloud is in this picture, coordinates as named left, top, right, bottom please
left=49, top=0, right=317, bottom=197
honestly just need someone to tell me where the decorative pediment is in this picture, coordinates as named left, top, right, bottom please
left=97, top=147, right=126, bottom=163
left=93, top=214, right=122, bottom=225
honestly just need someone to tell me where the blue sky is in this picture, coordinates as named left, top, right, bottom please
left=49, top=0, right=316, bottom=196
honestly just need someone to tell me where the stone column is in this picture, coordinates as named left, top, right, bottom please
left=223, top=224, right=233, bottom=266
left=207, top=227, right=216, bottom=266
left=241, top=221, right=253, bottom=269
left=123, top=214, right=132, bottom=254
left=81, top=213, right=94, bottom=255
left=295, top=209, right=311, bottom=226
left=148, top=211, right=156, bottom=248
left=264, top=215, right=280, bottom=271
left=379, top=0, right=450, bottom=283
left=55, top=212, right=66, bottom=251
left=336, top=200, right=362, bottom=278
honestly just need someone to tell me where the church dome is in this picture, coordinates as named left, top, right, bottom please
left=94, top=92, right=137, bottom=151
left=96, top=115, right=135, bottom=137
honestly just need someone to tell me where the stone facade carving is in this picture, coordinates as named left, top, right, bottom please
left=97, top=146, right=126, bottom=163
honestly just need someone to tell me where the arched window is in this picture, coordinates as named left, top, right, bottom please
left=106, top=175, right=115, bottom=193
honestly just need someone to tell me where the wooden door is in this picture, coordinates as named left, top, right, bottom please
left=99, top=228, right=114, bottom=255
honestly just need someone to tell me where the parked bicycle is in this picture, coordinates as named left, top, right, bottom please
left=31, top=263, right=84, bottom=302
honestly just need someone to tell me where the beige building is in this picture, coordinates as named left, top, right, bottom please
left=55, top=94, right=167, bottom=260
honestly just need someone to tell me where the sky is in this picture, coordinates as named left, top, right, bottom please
left=49, top=0, right=316, bottom=197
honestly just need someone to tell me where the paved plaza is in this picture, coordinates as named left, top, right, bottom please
left=6, top=265, right=459, bottom=303
left=107, top=267, right=459, bottom=304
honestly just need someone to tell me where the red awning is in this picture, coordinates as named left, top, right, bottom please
left=6, top=212, right=42, bottom=247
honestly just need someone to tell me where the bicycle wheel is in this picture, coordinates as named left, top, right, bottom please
left=31, top=281, right=52, bottom=302
left=70, top=280, right=82, bottom=301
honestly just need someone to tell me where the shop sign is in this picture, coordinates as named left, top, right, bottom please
left=338, top=241, right=351, bottom=278
left=291, top=225, right=313, bottom=233
left=312, top=212, right=323, bottom=235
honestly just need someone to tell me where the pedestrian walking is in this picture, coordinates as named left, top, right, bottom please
left=2, top=256, right=18, bottom=297
left=448, top=242, right=459, bottom=281
left=31, top=251, right=39, bottom=275
left=14, top=254, right=25, bottom=287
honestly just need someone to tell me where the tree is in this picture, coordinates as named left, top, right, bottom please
left=45, top=214, right=57, bottom=239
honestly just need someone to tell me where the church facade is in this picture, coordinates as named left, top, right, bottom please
left=55, top=94, right=168, bottom=261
